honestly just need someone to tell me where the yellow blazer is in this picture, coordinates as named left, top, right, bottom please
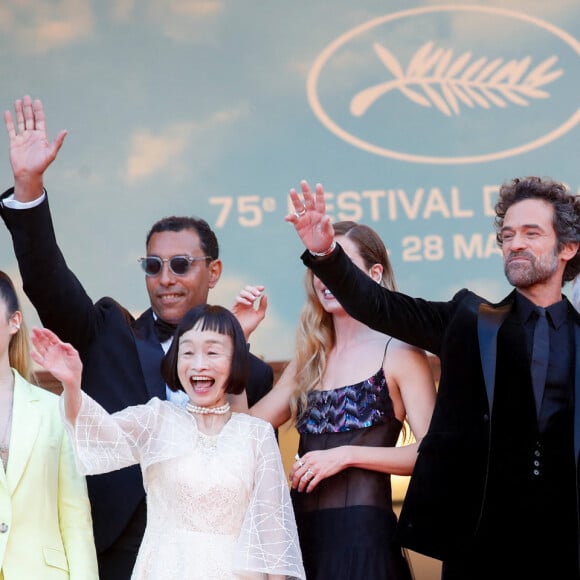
left=0, top=370, right=98, bottom=579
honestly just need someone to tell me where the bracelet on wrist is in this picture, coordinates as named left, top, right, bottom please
left=309, top=241, right=336, bottom=258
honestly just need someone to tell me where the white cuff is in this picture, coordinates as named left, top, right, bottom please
left=2, top=189, right=46, bottom=209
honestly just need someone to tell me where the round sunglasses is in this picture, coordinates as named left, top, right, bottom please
left=138, top=255, right=212, bottom=277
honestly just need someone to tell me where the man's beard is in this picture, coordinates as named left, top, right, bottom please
left=504, top=248, right=559, bottom=288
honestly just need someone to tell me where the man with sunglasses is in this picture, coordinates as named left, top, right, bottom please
left=0, top=95, right=274, bottom=580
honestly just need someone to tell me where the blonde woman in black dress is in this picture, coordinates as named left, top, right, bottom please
left=236, top=222, right=437, bottom=580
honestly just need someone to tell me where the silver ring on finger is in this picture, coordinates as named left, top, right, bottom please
left=305, top=468, right=314, bottom=480
left=294, top=207, right=307, bottom=218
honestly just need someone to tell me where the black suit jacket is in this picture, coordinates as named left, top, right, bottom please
left=0, top=190, right=273, bottom=552
left=302, top=244, right=580, bottom=562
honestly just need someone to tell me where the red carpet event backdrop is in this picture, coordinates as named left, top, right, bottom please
left=0, top=1, right=578, bottom=362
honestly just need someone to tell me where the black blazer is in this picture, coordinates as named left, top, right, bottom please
left=0, top=191, right=273, bottom=552
left=302, top=244, right=580, bottom=562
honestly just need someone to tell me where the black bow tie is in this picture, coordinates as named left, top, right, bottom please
left=153, top=317, right=177, bottom=343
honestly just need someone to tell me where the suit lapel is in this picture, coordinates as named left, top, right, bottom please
left=6, top=373, right=41, bottom=493
left=133, top=309, right=167, bottom=400
left=477, top=294, right=513, bottom=417
left=573, top=316, right=580, bottom=463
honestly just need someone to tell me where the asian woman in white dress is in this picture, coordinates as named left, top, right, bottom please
left=30, top=304, right=305, bottom=580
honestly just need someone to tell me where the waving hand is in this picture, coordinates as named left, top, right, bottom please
left=285, top=180, right=335, bottom=256
left=4, top=95, right=67, bottom=201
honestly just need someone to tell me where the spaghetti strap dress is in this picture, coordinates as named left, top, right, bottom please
left=292, top=340, right=412, bottom=580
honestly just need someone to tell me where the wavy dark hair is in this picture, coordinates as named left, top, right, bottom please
left=160, top=304, right=248, bottom=395
left=495, top=176, right=580, bottom=283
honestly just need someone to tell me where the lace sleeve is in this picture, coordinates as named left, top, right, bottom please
left=233, top=418, right=305, bottom=580
left=62, top=392, right=160, bottom=475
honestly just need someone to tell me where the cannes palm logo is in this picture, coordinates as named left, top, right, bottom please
left=307, top=5, right=580, bottom=164
left=351, top=42, right=561, bottom=118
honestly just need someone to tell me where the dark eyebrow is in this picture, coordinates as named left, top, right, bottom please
left=501, top=223, right=543, bottom=232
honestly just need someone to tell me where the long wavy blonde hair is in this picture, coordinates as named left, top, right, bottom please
left=0, top=271, right=34, bottom=383
left=289, top=221, right=397, bottom=423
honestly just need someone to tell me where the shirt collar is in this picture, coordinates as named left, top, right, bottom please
left=515, top=291, right=568, bottom=329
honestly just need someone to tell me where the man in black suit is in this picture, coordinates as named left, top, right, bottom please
left=0, top=95, right=273, bottom=580
left=287, top=179, right=580, bottom=579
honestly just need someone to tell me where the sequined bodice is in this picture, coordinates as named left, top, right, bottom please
left=293, top=365, right=402, bottom=512
left=296, top=367, right=395, bottom=434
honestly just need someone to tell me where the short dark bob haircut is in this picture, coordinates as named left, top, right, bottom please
left=160, top=304, right=248, bottom=395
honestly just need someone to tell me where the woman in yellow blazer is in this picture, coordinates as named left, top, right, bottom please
left=0, top=271, right=98, bottom=579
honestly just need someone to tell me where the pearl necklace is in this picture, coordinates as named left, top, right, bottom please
left=186, top=401, right=231, bottom=415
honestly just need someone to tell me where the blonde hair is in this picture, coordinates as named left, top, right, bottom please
left=0, top=272, right=34, bottom=383
left=289, top=221, right=397, bottom=423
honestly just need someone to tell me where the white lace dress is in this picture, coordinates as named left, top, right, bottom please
left=63, top=394, right=305, bottom=580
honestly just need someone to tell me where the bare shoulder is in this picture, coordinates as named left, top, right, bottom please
left=383, top=337, right=433, bottom=386
left=387, top=337, right=429, bottom=359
